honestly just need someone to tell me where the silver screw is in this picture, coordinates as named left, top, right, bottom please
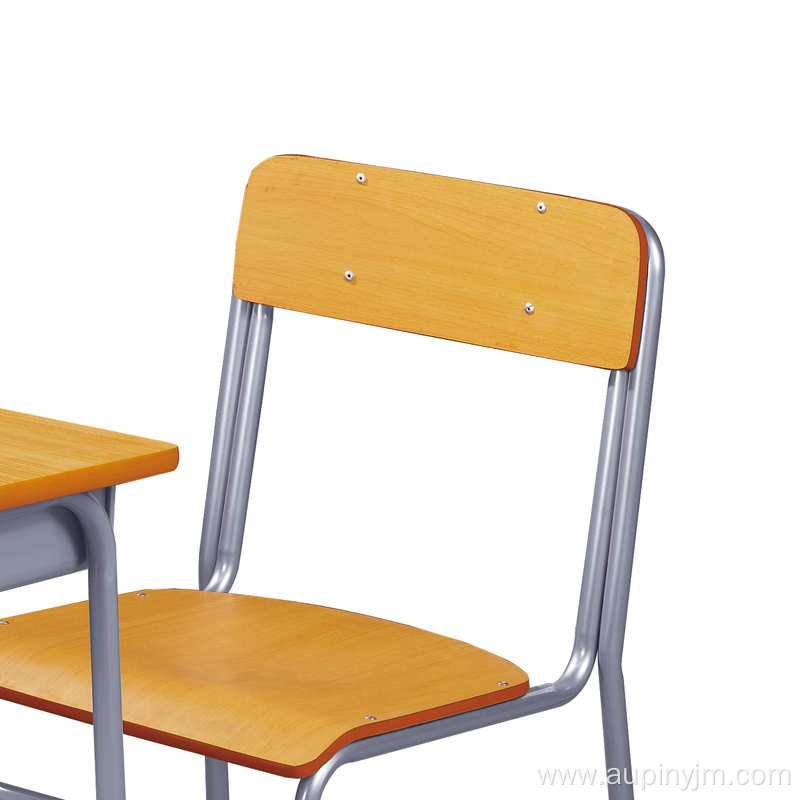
left=365, top=715, right=377, bottom=721
left=525, top=303, right=534, bottom=315
left=344, top=270, right=355, bottom=282
left=136, top=592, right=147, bottom=597
left=356, top=173, right=366, bottom=184
left=537, top=201, right=546, bottom=213
left=0, top=620, right=8, bottom=626
left=498, top=681, right=509, bottom=686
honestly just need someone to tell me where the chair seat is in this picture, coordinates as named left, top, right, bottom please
left=0, top=589, right=529, bottom=778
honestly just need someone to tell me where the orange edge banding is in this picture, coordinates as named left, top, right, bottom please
left=0, top=448, right=179, bottom=512
left=620, top=211, right=649, bottom=371
left=0, top=679, right=529, bottom=779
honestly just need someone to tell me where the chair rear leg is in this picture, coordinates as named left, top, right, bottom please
left=599, top=658, right=634, bottom=800
left=205, top=758, right=229, bottom=800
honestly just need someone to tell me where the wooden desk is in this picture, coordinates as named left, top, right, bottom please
left=0, top=408, right=178, bottom=512
left=0, top=408, right=178, bottom=800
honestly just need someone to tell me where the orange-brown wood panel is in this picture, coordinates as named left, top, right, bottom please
left=0, top=409, right=178, bottom=511
left=0, top=590, right=529, bottom=777
left=234, top=155, right=647, bottom=370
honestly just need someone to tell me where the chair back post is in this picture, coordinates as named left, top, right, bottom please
left=199, top=297, right=273, bottom=593
left=555, top=367, right=629, bottom=696
left=199, top=295, right=253, bottom=589
left=598, top=214, right=665, bottom=796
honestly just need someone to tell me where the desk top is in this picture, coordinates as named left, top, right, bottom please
left=0, top=409, right=178, bottom=511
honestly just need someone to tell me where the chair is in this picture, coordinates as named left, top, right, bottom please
left=0, top=155, right=664, bottom=800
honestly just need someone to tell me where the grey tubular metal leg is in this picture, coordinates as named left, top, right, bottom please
left=599, top=214, right=664, bottom=800
left=204, top=759, right=230, bottom=800
left=0, top=493, right=125, bottom=800
left=198, top=295, right=252, bottom=800
left=557, top=368, right=629, bottom=697
left=61, top=493, right=127, bottom=800
left=203, top=302, right=273, bottom=594
left=90, top=486, right=116, bottom=530
left=199, top=295, right=254, bottom=590
left=198, top=298, right=274, bottom=799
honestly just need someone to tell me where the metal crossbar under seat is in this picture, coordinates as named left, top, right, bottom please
left=0, top=156, right=663, bottom=800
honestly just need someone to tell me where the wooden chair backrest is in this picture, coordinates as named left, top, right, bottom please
left=233, top=156, right=647, bottom=370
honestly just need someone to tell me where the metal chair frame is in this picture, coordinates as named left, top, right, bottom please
left=197, top=212, right=664, bottom=800
left=0, top=192, right=663, bottom=800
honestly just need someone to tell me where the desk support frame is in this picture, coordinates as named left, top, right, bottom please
left=0, top=492, right=126, bottom=800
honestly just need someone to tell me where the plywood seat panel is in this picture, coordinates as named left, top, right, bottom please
left=0, top=589, right=529, bottom=778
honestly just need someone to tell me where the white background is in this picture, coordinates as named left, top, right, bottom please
left=0, top=2, right=797, bottom=798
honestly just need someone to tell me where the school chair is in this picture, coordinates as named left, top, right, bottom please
left=0, top=155, right=664, bottom=800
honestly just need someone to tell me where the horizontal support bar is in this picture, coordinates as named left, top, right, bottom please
left=0, top=782, right=65, bottom=800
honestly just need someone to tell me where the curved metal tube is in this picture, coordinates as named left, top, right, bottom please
left=204, top=303, right=273, bottom=594
left=555, top=367, right=629, bottom=697
left=199, top=295, right=254, bottom=590
left=0, top=493, right=126, bottom=800
left=295, top=684, right=571, bottom=800
left=197, top=297, right=253, bottom=798
left=598, top=213, right=665, bottom=799
left=199, top=299, right=273, bottom=796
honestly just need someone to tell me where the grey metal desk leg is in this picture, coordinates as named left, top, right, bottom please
left=0, top=492, right=125, bottom=799
left=204, top=758, right=229, bottom=800
left=60, top=493, right=127, bottom=800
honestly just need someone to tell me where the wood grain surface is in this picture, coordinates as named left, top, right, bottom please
left=234, top=155, right=647, bottom=369
left=0, top=409, right=178, bottom=511
left=0, top=589, right=529, bottom=777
